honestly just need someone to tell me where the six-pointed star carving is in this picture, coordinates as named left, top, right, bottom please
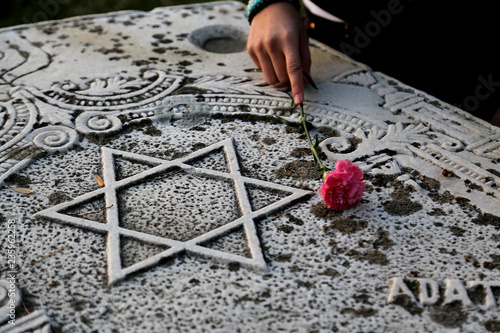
left=35, top=139, right=312, bottom=285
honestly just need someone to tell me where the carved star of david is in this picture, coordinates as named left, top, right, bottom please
left=35, top=139, right=312, bottom=285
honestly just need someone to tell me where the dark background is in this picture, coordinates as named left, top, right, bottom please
left=1, top=0, right=245, bottom=28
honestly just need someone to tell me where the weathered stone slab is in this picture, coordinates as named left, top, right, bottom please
left=1, top=1, right=500, bottom=332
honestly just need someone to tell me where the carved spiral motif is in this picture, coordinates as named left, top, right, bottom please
left=87, top=115, right=120, bottom=131
left=319, top=137, right=352, bottom=154
left=75, top=112, right=122, bottom=135
left=440, top=139, right=464, bottom=152
left=30, top=126, right=78, bottom=153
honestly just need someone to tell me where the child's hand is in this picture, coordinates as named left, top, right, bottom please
left=247, top=2, right=311, bottom=105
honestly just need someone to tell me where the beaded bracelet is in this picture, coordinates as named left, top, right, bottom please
left=247, top=0, right=301, bottom=23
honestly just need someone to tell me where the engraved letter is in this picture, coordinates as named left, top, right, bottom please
left=418, top=278, right=439, bottom=305
left=468, top=281, right=500, bottom=309
left=443, top=279, right=472, bottom=307
left=387, top=277, right=416, bottom=303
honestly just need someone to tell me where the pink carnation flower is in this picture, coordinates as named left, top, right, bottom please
left=318, top=159, right=366, bottom=210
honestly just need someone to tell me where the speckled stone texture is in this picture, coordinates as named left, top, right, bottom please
left=1, top=1, right=500, bottom=332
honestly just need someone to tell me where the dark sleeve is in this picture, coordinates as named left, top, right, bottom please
left=308, top=0, right=389, bottom=25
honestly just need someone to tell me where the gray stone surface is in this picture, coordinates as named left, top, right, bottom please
left=0, top=1, right=500, bottom=332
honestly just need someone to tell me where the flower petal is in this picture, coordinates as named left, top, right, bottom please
left=319, top=160, right=365, bottom=210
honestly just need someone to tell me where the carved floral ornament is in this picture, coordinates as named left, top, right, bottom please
left=0, top=67, right=498, bottom=203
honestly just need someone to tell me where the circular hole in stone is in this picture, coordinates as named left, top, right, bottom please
left=188, top=25, right=247, bottom=54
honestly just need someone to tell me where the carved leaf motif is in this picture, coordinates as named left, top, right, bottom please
left=328, top=122, right=430, bottom=160
left=355, top=126, right=386, bottom=140
left=38, top=103, right=74, bottom=127
left=381, top=123, right=429, bottom=145
left=190, top=75, right=286, bottom=97
left=11, top=87, right=75, bottom=127
left=82, top=76, right=147, bottom=96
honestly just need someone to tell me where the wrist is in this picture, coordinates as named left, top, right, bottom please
left=247, top=0, right=301, bottom=23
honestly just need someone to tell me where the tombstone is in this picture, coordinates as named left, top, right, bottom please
left=0, top=1, right=500, bottom=332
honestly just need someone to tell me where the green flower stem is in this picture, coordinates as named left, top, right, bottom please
left=298, top=104, right=329, bottom=181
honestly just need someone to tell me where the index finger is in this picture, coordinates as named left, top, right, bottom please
left=286, top=54, right=304, bottom=105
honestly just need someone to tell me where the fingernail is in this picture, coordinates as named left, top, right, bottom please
left=294, top=93, right=303, bottom=105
